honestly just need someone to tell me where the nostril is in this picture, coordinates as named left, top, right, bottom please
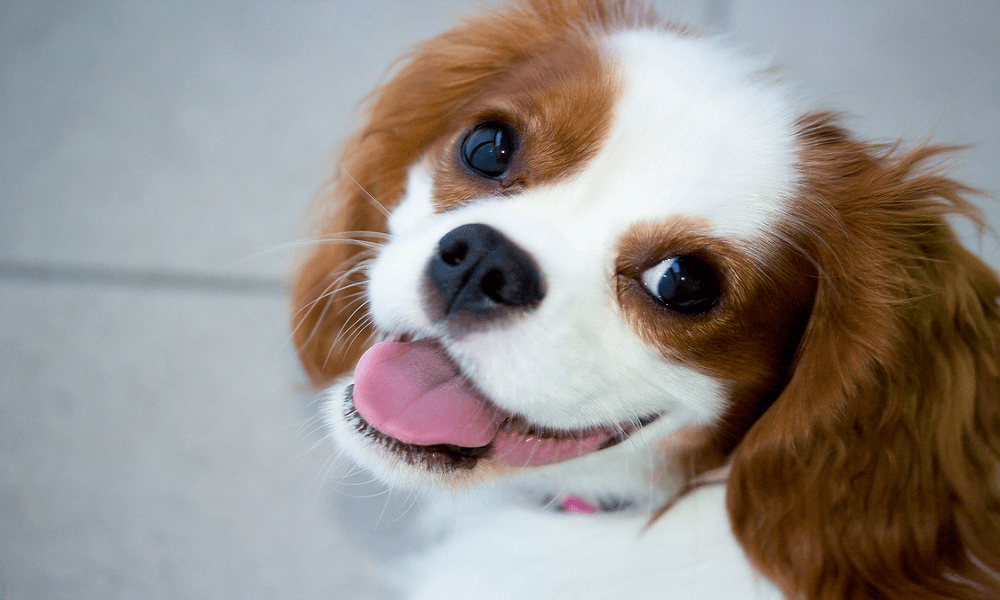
left=481, top=268, right=505, bottom=303
left=439, top=238, right=469, bottom=266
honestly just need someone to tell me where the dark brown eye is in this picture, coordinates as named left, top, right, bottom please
left=460, top=121, right=518, bottom=178
left=641, top=256, right=720, bottom=314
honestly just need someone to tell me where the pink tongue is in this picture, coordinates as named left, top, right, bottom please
left=352, top=340, right=609, bottom=466
left=353, top=339, right=499, bottom=448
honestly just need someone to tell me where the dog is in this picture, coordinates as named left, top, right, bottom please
left=290, top=1, right=1000, bottom=598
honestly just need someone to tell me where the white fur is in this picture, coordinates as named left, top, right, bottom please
left=396, top=486, right=782, bottom=600
left=325, top=27, right=803, bottom=599
left=600, top=31, right=800, bottom=244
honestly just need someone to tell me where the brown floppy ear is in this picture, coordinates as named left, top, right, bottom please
left=289, top=143, right=391, bottom=387
left=288, top=49, right=455, bottom=386
left=289, top=63, right=457, bottom=386
left=728, top=113, right=1000, bottom=599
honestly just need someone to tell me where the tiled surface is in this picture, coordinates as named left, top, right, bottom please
left=726, top=0, right=1000, bottom=267
left=1, top=1, right=997, bottom=599
left=1, top=3, right=487, bottom=598
left=0, top=0, right=480, bottom=278
left=0, top=282, right=381, bottom=599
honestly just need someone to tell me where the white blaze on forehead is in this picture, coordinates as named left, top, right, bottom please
left=387, top=163, right=436, bottom=236
left=569, top=30, right=801, bottom=243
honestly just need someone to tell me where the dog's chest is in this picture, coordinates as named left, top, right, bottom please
left=396, top=486, right=782, bottom=600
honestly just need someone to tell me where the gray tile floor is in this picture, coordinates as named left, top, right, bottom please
left=2, top=1, right=998, bottom=598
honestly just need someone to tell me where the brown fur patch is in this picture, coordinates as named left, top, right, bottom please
left=727, top=112, right=1000, bottom=599
left=615, top=217, right=816, bottom=468
left=429, top=37, right=621, bottom=210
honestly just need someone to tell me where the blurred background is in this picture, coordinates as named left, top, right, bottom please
left=1, top=1, right=997, bottom=598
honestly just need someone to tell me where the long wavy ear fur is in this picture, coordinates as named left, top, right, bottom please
left=728, top=113, right=1000, bottom=599
left=289, top=0, right=661, bottom=386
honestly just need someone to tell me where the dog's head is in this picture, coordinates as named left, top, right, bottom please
left=291, top=1, right=1000, bottom=597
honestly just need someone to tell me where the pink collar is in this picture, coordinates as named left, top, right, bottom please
left=559, top=495, right=598, bottom=514
left=551, top=468, right=730, bottom=515
left=554, top=495, right=634, bottom=514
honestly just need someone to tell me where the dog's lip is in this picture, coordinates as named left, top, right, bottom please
left=344, top=389, right=489, bottom=471
left=351, top=332, right=662, bottom=468
left=346, top=386, right=661, bottom=471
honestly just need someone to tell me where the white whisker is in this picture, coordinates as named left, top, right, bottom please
left=341, top=166, right=391, bottom=218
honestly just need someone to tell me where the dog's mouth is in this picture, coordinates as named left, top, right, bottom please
left=347, top=336, right=659, bottom=471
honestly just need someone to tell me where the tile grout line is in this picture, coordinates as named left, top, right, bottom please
left=0, top=259, right=284, bottom=296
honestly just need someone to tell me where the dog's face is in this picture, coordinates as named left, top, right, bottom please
left=293, top=1, right=1000, bottom=595
left=310, top=27, right=816, bottom=497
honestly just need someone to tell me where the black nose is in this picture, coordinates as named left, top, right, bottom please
left=427, top=223, right=545, bottom=318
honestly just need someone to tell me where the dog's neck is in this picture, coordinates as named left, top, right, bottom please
left=550, top=494, right=635, bottom=514
left=533, top=464, right=732, bottom=516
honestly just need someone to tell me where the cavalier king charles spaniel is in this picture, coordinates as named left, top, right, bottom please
left=290, top=1, right=1000, bottom=598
